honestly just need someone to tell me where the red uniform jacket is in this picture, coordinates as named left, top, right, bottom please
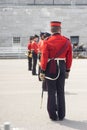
left=27, top=42, right=32, bottom=50
left=31, top=42, right=38, bottom=54
left=38, top=40, right=44, bottom=53
left=40, top=33, right=72, bottom=71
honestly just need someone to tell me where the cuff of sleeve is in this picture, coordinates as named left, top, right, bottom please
left=66, top=69, right=70, bottom=72
left=41, top=69, right=45, bottom=74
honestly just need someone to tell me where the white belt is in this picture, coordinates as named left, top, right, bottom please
left=48, top=58, right=65, bottom=62
left=55, top=58, right=65, bottom=60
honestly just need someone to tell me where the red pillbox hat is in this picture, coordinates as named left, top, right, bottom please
left=50, top=21, right=61, bottom=27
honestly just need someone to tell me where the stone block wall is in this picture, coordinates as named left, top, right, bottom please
left=0, top=0, right=87, bottom=5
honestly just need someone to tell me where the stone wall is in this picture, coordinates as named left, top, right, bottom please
left=0, top=6, right=87, bottom=46
left=0, top=4, right=87, bottom=58
left=0, top=0, right=87, bottom=5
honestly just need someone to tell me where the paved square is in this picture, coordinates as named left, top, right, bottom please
left=0, top=59, right=87, bottom=130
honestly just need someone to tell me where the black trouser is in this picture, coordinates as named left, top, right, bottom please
left=38, top=53, right=42, bottom=81
left=32, top=52, right=37, bottom=75
left=28, top=57, right=32, bottom=70
left=46, top=61, right=66, bottom=119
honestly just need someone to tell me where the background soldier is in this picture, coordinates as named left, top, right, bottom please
left=40, top=21, right=72, bottom=121
left=27, top=36, right=33, bottom=71
left=31, top=35, right=39, bottom=75
left=38, top=32, right=45, bottom=60
left=38, top=32, right=45, bottom=80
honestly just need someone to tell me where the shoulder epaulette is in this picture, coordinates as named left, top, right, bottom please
left=63, top=36, right=69, bottom=40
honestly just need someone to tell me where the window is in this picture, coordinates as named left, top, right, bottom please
left=70, top=36, right=79, bottom=45
left=13, top=37, right=20, bottom=43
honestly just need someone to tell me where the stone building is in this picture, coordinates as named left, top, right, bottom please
left=0, top=0, right=87, bottom=58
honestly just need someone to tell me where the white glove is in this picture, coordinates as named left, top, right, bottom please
left=40, top=73, right=45, bottom=81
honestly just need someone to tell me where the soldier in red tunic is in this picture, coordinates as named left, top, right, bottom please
left=40, top=21, right=72, bottom=121
left=31, top=35, right=39, bottom=75
left=27, top=36, right=33, bottom=70
left=38, top=32, right=45, bottom=60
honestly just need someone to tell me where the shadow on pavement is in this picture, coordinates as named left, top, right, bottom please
left=58, top=119, right=87, bottom=130
left=65, top=91, right=77, bottom=95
